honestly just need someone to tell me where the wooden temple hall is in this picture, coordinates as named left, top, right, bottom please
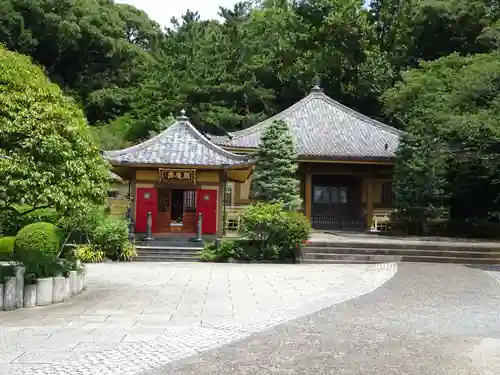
left=106, top=86, right=403, bottom=235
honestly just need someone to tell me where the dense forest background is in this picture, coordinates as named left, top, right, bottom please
left=2, top=0, right=499, bottom=148
left=3, top=0, right=500, bottom=231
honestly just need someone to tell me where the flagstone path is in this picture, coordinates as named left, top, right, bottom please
left=0, top=262, right=397, bottom=375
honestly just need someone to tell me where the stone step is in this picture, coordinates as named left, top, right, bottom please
left=303, top=247, right=500, bottom=258
left=136, top=245, right=202, bottom=251
left=307, top=241, right=500, bottom=252
left=133, top=254, right=200, bottom=262
left=136, top=241, right=204, bottom=248
left=300, top=258, right=385, bottom=264
left=137, top=251, right=200, bottom=258
left=301, top=252, right=500, bottom=264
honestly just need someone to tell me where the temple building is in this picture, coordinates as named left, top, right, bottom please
left=105, top=110, right=252, bottom=236
left=107, top=86, right=403, bottom=235
left=211, top=85, right=403, bottom=231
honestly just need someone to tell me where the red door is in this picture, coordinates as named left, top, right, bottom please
left=135, top=188, right=158, bottom=233
left=196, top=189, right=218, bottom=234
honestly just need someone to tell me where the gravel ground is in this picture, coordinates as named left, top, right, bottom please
left=146, top=263, right=500, bottom=375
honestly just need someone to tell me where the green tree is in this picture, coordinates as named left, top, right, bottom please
left=251, top=120, right=301, bottom=208
left=384, top=51, right=500, bottom=221
left=393, top=133, right=448, bottom=234
left=0, top=46, right=110, bottom=214
left=0, top=0, right=163, bottom=125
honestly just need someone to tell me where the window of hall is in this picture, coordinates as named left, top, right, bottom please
left=331, top=187, right=347, bottom=204
left=339, top=187, right=347, bottom=204
left=314, top=186, right=348, bottom=204
left=313, top=186, right=330, bottom=203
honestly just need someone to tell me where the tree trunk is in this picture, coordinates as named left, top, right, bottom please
left=421, top=217, right=429, bottom=236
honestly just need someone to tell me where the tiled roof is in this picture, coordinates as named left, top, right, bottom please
left=211, top=86, right=403, bottom=160
left=105, top=113, right=250, bottom=167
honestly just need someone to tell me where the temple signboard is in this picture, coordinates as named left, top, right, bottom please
left=159, top=168, right=196, bottom=184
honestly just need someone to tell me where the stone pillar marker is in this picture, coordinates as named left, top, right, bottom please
left=3, top=277, right=16, bottom=311
left=23, top=284, right=36, bottom=308
left=52, top=276, right=65, bottom=303
left=14, top=266, right=24, bottom=309
left=36, top=278, right=53, bottom=306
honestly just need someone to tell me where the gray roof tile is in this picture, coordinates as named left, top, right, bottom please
left=211, top=87, right=403, bottom=160
left=105, top=115, right=250, bottom=166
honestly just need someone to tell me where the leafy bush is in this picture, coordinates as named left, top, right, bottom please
left=61, top=206, right=134, bottom=261
left=92, top=216, right=129, bottom=260
left=119, top=242, right=137, bottom=261
left=59, top=258, right=78, bottom=277
left=58, top=206, right=107, bottom=242
left=239, top=203, right=311, bottom=262
left=239, top=202, right=283, bottom=248
left=22, top=254, right=64, bottom=278
left=198, top=240, right=243, bottom=262
left=0, top=264, right=15, bottom=281
left=274, top=212, right=312, bottom=261
left=199, top=245, right=218, bottom=262
left=14, top=222, right=63, bottom=263
left=0, top=206, right=59, bottom=236
left=76, top=245, right=105, bottom=263
left=0, top=236, right=15, bottom=261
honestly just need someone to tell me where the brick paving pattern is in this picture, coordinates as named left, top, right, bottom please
left=0, top=262, right=397, bottom=375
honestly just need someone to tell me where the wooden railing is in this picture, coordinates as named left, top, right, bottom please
left=226, top=205, right=247, bottom=232
left=371, top=208, right=393, bottom=232
left=371, top=208, right=451, bottom=232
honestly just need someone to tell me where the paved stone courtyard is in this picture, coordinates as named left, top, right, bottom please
left=147, top=263, right=500, bottom=375
left=0, top=262, right=397, bottom=375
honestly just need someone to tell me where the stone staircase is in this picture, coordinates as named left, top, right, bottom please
left=134, top=236, right=204, bottom=262
left=301, top=238, right=500, bottom=265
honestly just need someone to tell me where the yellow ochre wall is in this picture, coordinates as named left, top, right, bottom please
left=362, top=178, right=391, bottom=205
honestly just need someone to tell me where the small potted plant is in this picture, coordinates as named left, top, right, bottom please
left=170, top=218, right=183, bottom=233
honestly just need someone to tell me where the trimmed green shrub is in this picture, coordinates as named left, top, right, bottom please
left=0, top=236, right=15, bottom=261
left=239, top=203, right=312, bottom=262
left=14, top=222, right=63, bottom=262
left=273, top=211, right=312, bottom=261
left=0, top=206, right=59, bottom=236
left=239, top=202, right=283, bottom=248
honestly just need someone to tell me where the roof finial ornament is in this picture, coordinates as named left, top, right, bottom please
left=311, top=75, right=322, bottom=93
left=177, top=108, right=188, bottom=122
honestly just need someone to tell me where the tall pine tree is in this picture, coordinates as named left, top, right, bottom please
left=251, top=120, right=301, bottom=209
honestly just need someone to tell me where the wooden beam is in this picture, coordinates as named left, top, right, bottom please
left=305, top=172, right=312, bottom=220
left=366, top=177, right=374, bottom=230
